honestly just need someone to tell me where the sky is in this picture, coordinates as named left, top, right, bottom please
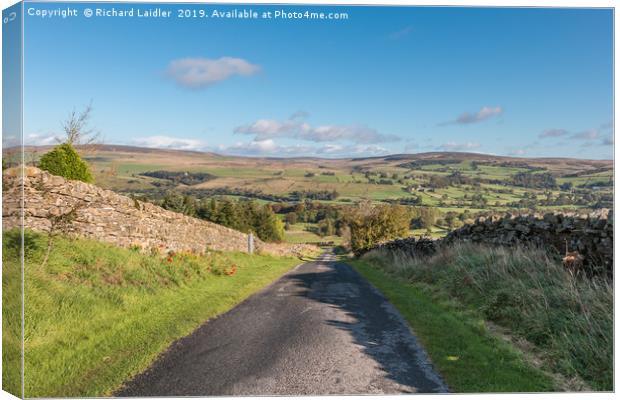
left=7, top=2, right=615, bottom=159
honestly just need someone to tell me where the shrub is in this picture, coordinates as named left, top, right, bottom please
left=347, top=203, right=411, bottom=254
left=39, top=143, right=93, bottom=183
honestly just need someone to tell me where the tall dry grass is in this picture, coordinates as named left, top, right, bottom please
left=363, top=243, right=613, bottom=390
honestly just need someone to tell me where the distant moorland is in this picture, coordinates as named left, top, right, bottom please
left=11, top=145, right=613, bottom=245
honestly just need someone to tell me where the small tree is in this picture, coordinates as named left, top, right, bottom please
left=254, top=206, right=284, bottom=242
left=38, top=143, right=93, bottom=183
left=61, top=102, right=100, bottom=147
left=285, top=212, right=298, bottom=225
left=346, top=203, right=411, bottom=254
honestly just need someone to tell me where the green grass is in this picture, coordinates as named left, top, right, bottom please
left=409, top=226, right=447, bottom=239
left=2, top=230, right=23, bottom=398
left=283, top=222, right=343, bottom=245
left=353, top=243, right=612, bottom=391
left=3, top=230, right=302, bottom=397
left=351, top=259, right=555, bottom=393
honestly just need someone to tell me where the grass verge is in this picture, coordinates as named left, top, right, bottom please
left=351, top=259, right=555, bottom=393
left=352, top=242, right=612, bottom=391
left=2, top=229, right=302, bottom=397
left=2, top=230, right=23, bottom=398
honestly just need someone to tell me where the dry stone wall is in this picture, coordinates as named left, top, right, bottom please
left=2, top=167, right=314, bottom=258
left=372, top=210, right=613, bottom=276
left=443, top=211, right=613, bottom=273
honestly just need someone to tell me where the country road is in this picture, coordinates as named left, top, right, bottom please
left=116, top=251, right=448, bottom=396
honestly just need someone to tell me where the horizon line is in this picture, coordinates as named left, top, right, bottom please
left=6, top=143, right=614, bottom=162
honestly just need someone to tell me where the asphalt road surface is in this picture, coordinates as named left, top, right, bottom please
left=116, top=251, right=448, bottom=396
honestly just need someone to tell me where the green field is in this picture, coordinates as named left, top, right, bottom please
left=283, top=222, right=344, bottom=245
left=76, top=148, right=611, bottom=212
left=2, top=229, right=303, bottom=397
left=73, top=147, right=614, bottom=243
left=19, top=145, right=612, bottom=245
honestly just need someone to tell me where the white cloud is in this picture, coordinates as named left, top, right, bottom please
left=25, top=133, right=62, bottom=146
left=226, top=139, right=277, bottom=153
left=234, top=115, right=400, bottom=144
left=505, top=141, right=539, bottom=156
left=166, top=57, right=260, bottom=89
left=221, top=140, right=316, bottom=156
left=539, top=128, right=568, bottom=138
left=571, top=129, right=600, bottom=140
left=437, top=141, right=481, bottom=151
left=302, top=125, right=397, bottom=143
left=316, top=144, right=345, bottom=154
left=441, top=106, right=503, bottom=125
left=235, top=119, right=300, bottom=137
left=216, top=140, right=390, bottom=158
left=3, top=132, right=62, bottom=148
left=131, top=135, right=208, bottom=151
left=351, top=145, right=390, bottom=156
left=541, top=125, right=613, bottom=145
left=2, top=135, right=19, bottom=148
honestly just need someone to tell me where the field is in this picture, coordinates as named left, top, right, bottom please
left=18, top=145, right=611, bottom=245
left=2, top=229, right=301, bottom=397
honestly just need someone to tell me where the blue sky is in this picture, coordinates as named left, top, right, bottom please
left=13, top=2, right=615, bottom=159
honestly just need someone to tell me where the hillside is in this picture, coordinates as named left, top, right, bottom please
left=11, top=145, right=613, bottom=245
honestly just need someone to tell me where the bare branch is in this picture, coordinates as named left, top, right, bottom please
left=61, top=101, right=102, bottom=150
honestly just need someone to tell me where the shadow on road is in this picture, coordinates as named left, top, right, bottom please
left=286, top=257, right=447, bottom=393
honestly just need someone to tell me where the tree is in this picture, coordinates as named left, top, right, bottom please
left=444, top=212, right=457, bottom=228
left=216, top=200, right=238, bottom=228
left=511, top=171, right=557, bottom=189
left=160, top=191, right=198, bottom=216
left=318, top=218, right=336, bottom=237
left=410, top=206, right=441, bottom=229
left=428, top=175, right=449, bottom=189
left=38, top=143, right=93, bottom=183
left=285, top=212, right=298, bottom=225
left=61, top=101, right=100, bottom=148
left=346, top=203, right=411, bottom=254
left=254, top=206, right=285, bottom=242
left=182, top=195, right=197, bottom=217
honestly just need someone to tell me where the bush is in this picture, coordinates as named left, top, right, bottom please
left=39, top=143, right=93, bottom=183
left=347, top=203, right=411, bottom=254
